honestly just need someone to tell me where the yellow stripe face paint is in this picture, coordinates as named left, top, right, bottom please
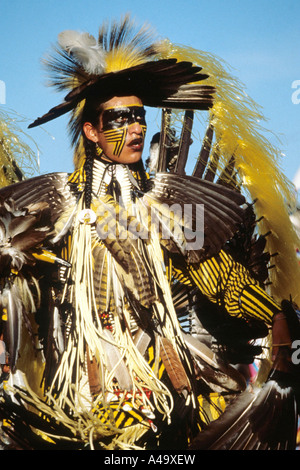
left=103, top=122, right=146, bottom=158
left=101, top=104, right=147, bottom=158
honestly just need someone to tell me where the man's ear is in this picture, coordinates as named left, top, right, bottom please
left=83, top=122, right=99, bottom=143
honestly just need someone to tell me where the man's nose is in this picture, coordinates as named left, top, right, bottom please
left=129, top=121, right=143, bottom=134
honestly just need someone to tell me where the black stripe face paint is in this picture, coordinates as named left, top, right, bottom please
left=101, top=105, right=147, bottom=157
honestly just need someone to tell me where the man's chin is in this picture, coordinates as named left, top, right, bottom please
left=100, top=149, right=143, bottom=165
left=118, top=152, right=143, bottom=164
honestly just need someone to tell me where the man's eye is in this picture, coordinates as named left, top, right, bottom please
left=137, top=111, right=146, bottom=122
left=115, top=115, right=128, bottom=124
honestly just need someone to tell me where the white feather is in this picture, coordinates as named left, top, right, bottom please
left=293, top=166, right=300, bottom=192
left=148, top=142, right=159, bottom=173
left=58, top=30, right=106, bottom=75
left=53, top=306, right=65, bottom=355
left=133, top=328, right=151, bottom=356
left=100, top=328, right=133, bottom=390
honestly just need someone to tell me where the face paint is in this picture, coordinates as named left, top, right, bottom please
left=102, top=123, right=146, bottom=157
left=101, top=105, right=146, bottom=132
left=88, top=96, right=146, bottom=164
left=100, top=105, right=147, bottom=158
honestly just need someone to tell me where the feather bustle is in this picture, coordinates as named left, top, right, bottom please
left=145, top=172, right=246, bottom=261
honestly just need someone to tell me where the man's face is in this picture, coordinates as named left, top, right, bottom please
left=89, top=95, right=146, bottom=164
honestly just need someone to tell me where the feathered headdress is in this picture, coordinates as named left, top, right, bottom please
left=29, top=15, right=215, bottom=165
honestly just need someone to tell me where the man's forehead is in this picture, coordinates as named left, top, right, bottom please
left=101, top=95, right=144, bottom=111
left=103, top=102, right=144, bottom=112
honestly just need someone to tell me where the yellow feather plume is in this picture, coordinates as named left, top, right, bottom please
left=0, top=108, right=40, bottom=186
left=159, top=41, right=300, bottom=303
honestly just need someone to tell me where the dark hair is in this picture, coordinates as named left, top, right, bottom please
left=81, top=96, right=104, bottom=208
left=83, top=140, right=94, bottom=209
left=81, top=96, right=105, bottom=129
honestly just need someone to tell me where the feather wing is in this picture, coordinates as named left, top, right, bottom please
left=225, top=202, right=271, bottom=283
left=182, top=332, right=246, bottom=393
left=144, top=172, right=246, bottom=261
left=189, top=377, right=298, bottom=450
left=0, top=173, right=77, bottom=228
left=189, top=303, right=300, bottom=450
left=0, top=175, right=77, bottom=373
left=0, top=198, right=54, bottom=275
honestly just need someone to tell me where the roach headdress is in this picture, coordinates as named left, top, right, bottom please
left=29, top=15, right=214, bottom=152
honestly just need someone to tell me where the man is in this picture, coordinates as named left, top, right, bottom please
left=83, top=96, right=146, bottom=164
left=0, top=15, right=299, bottom=450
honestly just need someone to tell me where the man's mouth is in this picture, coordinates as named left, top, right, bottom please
left=128, top=138, right=143, bottom=150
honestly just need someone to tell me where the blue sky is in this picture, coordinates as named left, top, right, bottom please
left=1, top=0, right=300, bottom=186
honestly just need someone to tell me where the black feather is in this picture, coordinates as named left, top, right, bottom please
left=0, top=173, right=77, bottom=228
left=189, top=303, right=300, bottom=450
left=225, top=202, right=272, bottom=284
left=146, top=172, right=246, bottom=261
left=189, top=373, right=298, bottom=450
left=174, top=110, right=194, bottom=175
left=192, top=123, right=214, bottom=178
left=28, top=59, right=214, bottom=132
left=156, top=109, right=172, bottom=173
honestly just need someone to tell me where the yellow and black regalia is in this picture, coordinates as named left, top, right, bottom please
left=0, top=15, right=299, bottom=450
